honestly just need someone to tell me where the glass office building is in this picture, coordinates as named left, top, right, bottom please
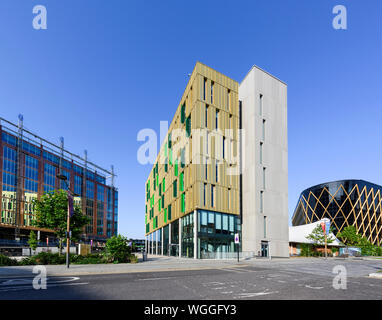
left=292, top=179, right=382, bottom=246
left=0, top=116, right=118, bottom=243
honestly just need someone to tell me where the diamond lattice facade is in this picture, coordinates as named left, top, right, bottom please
left=292, top=180, right=382, bottom=246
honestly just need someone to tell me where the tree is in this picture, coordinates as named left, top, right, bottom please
left=336, top=226, right=362, bottom=246
left=306, top=224, right=334, bottom=247
left=28, top=230, right=38, bottom=256
left=105, top=235, right=132, bottom=263
left=33, top=190, right=90, bottom=254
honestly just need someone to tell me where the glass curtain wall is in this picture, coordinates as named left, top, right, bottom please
left=170, top=220, right=179, bottom=256
left=157, top=228, right=162, bottom=255
left=181, top=211, right=194, bottom=258
left=197, top=210, right=241, bottom=259
left=163, top=225, right=169, bottom=255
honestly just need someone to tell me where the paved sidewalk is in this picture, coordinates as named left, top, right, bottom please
left=0, top=255, right=250, bottom=277
left=1, top=255, right=381, bottom=278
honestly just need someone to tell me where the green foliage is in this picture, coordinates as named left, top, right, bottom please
left=105, top=235, right=132, bottom=263
left=0, top=254, right=18, bottom=266
left=336, top=226, right=382, bottom=256
left=306, top=224, right=334, bottom=247
left=1, top=251, right=138, bottom=266
left=300, top=244, right=313, bottom=257
left=331, top=247, right=339, bottom=254
left=28, top=230, right=38, bottom=251
left=33, top=190, right=90, bottom=246
left=32, top=252, right=67, bottom=265
left=336, top=226, right=362, bottom=246
left=71, top=253, right=106, bottom=264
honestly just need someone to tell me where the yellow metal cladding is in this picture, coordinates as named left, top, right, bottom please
left=145, top=62, right=239, bottom=235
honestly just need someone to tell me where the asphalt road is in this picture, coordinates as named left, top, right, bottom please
left=1, top=258, right=382, bottom=300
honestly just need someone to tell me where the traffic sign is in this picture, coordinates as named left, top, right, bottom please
left=234, top=233, right=240, bottom=244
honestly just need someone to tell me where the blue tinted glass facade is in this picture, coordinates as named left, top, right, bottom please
left=74, top=175, right=82, bottom=196
left=2, top=146, right=16, bottom=191
left=114, top=191, right=118, bottom=236
left=2, top=132, right=16, bottom=146
left=22, top=141, right=41, bottom=157
left=1, top=124, right=117, bottom=241
left=24, top=155, right=38, bottom=193
left=60, top=169, right=70, bottom=191
left=43, top=163, right=56, bottom=193
left=43, top=150, right=59, bottom=165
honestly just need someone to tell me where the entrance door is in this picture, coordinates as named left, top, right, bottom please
left=261, top=242, right=268, bottom=257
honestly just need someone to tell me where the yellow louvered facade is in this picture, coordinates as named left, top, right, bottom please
left=145, top=62, right=240, bottom=235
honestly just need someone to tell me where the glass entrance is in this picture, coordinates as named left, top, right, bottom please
left=261, top=242, right=268, bottom=257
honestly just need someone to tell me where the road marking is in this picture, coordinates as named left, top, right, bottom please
left=0, top=277, right=81, bottom=287
left=0, top=282, right=88, bottom=292
left=234, top=291, right=278, bottom=298
left=136, top=277, right=175, bottom=281
left=305, top=285, right=324, bottom=290
left=222, top=267, right=255, bottom=273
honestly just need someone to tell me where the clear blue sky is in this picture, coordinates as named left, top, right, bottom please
left=1, top=1, right=381, bottom=238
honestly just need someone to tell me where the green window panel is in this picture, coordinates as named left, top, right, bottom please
left=153, top=216, right=158, bottom=229
left=181, top=193, right=185, bottom=213
left=162, top=178, right=165, bottom=191
left=146, top=223, right=150, bottom=233
left=168, top=204, right=172, bottom=220
left=145, top=205, right=147, bottom=214
left=186, top=116, right=191, bottom=137
left=159, top=183, right=162, bottom=196
left=156, top=163, right=158, bottom=175
left=156, top=175, right=159, bottom=187
left=161, top=194, right=164, bottom=209
left=145, top=215, right=147, bottom=224
left=169, top=149, right=173, bottom=166
left=180, top=172, right=184, bottom=192
left=175, top=159, right=178, bottom=176
left=173, top=180, right=177, bottom=197
left=168, top=132, right=172, bottom=149
left=181, top=103, right=186, bottom=124
left=181, top=148, right=185, bottom=168
left=158, top=197, right=162, bottom=212
left=164, top=208, right=168, bottom=224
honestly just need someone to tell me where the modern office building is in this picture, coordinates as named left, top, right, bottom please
left=292, top=179, right=382, bottom=246
left=0, top=116, right=118, bottom=243
left=239, top=66, right=289, bottom=258
left=144, top=62, right=289, bottom=258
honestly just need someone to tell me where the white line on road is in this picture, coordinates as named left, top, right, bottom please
left=0, top=282, right=88, bottom=292
left=136, top=277, right=175, bottom=281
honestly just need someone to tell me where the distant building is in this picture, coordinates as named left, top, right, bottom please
left=289, top=218, right=342, bottom=256
left=292, top=180, right=382, bottom=246
left=0, top=116, right=118, bottom=243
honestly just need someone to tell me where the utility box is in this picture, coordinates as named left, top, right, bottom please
left=79, top=244, right=91, bottom=256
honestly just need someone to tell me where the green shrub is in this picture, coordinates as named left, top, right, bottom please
left=29, top=252, right=66, bottom=265
left=374, top=246, right=382, bottom=256
left=18, top=257, right=36, bottom=266
left=105, top=235, right=132, bottom=263
left=0, top=254, right=18, bottom=266
left=71, top=253, right=106, bottom=264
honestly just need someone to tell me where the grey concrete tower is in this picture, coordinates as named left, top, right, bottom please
left=239, top=65, right=289, bottom=258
